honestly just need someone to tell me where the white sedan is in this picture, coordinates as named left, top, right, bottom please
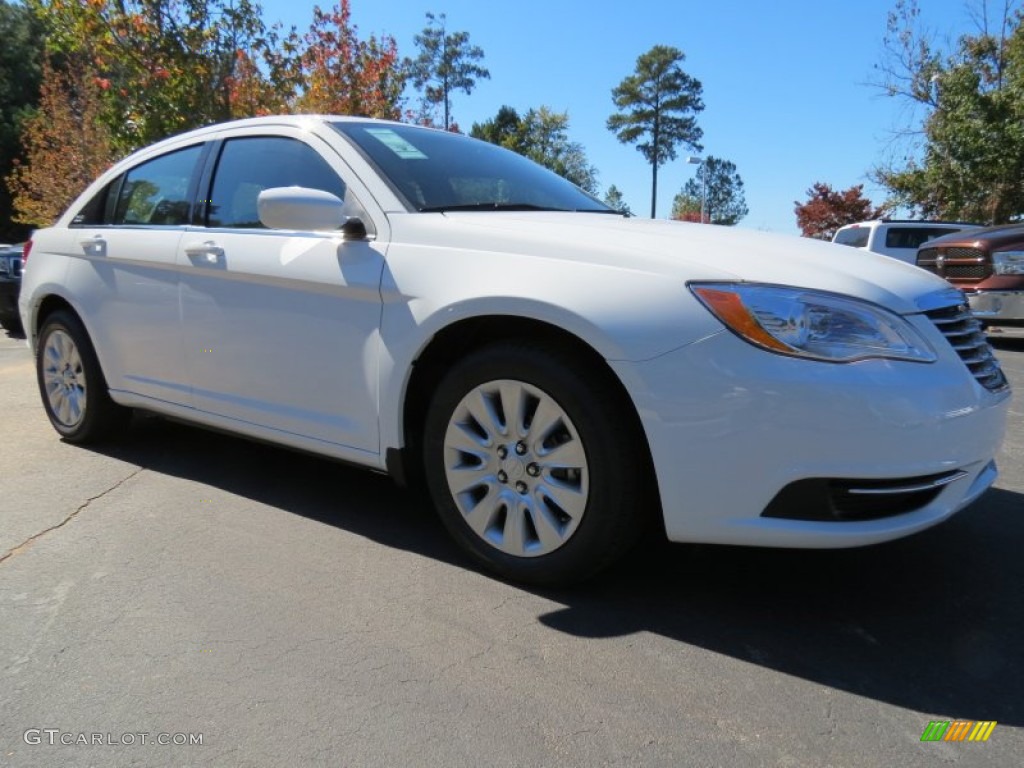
left=19, top=116, right=1011, bottom=584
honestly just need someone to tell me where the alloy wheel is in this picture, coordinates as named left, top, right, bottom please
left=442, top=379, right=589, bottom=557
left=41, top=329, right=88, bottom=429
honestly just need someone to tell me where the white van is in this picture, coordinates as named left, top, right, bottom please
left=832, top=220, right=980, bottom=263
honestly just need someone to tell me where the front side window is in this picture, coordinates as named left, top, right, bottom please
left=113, top=145, right=203, bottom=226
left=207, top=137, right=348, bottom=229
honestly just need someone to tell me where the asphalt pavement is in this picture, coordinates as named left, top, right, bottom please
left=1, top=326, right=1022, bottom=767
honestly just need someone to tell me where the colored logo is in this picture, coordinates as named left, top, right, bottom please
left=921, top=721, right=996, bottom=742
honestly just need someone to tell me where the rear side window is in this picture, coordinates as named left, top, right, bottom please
left=113, top=146, right=204, bottom=226
left=884, top=227, right=961, bottom=249
left=834, top=228, right=869, bottom=248
left=206, top=137, right=347, bottom=229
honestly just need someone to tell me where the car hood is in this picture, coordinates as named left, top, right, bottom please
left=925, top=222, right=1024, bottom=249
left=386, top=212, right=957, bottom=315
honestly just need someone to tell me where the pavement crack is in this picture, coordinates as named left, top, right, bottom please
left=0, top=468, right=144, bottom=565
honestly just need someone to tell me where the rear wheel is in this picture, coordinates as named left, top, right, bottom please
left=36, top=310, right=130, bottom=443
left=423, top=342, right=648, bottom=584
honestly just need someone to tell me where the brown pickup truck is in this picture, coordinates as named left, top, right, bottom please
left=916, top=224, right=1024, bottom=323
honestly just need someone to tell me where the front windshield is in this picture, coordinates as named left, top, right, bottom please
left=332, top=121, right=613, bottom=214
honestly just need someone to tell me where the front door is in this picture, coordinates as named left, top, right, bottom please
left=178, top=133, right=385, bottom=454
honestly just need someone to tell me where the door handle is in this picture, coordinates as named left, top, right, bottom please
left=184, top=241, right=224, bottom=265
left=78, top=236, right=106, bottom=256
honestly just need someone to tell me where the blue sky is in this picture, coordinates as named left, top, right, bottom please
left=262, top=0, right=974, bottom=232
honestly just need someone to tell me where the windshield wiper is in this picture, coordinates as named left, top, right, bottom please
left=419, top=202, right=562, bottom=212
left=418, top=202, right=616, bottom=213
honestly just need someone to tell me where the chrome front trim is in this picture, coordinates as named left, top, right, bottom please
left=846, top=470, right=969, bottom=496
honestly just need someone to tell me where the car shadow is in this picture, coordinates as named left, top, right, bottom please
left=91, top=414, right=467, bottom=565
left=85, top=414, right=1023, bottom=725
left=539, top=487, right=1023, bottom=724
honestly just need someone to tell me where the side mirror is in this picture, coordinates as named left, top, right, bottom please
left=257, top=187, right=346, bottom=232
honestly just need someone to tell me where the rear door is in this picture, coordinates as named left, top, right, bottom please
left=67, top=143, right=206, bottom=404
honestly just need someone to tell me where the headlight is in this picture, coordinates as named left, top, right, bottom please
left=993, top=251, right=1024, bottom=275
left=690, top=283, right=937, bottom=363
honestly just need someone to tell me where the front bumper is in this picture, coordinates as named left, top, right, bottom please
left=966, top=290, right=1024, bottom=322
left=610, top=322, right=1011, bottom=549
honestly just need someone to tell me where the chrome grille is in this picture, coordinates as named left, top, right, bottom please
left=925, top=304, right=1008, bottom=392
left=916, top=247, right=989, bottom=281
left=944, top=264, right=989, bottom=279
left=945, top=247, right=984, bottom=260
left=918, top=246, right=985, bottom=261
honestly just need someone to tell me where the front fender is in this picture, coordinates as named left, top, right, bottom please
left=375, top=245, right=722, bottom=452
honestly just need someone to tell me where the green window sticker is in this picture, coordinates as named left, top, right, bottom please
left=365, top=129, right=428, bottom=160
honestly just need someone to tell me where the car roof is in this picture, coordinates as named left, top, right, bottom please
left=104, top=114, right=436, bottom=176
left=838, top=219, right=979, bottom=229
left=133, top=114, right=415, bottom=148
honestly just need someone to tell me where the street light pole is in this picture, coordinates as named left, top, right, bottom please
left=686, top=156, right=705, bottom=223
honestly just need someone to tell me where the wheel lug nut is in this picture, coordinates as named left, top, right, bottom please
left=497, top=470, right=508, bottom=483
left=515, top=441, right=527, bottom=455
left=497, top=445, right=507, bottom=459
left=515, top=481, right=528, bottom=494
left=527, top=463, right=539, bottom=477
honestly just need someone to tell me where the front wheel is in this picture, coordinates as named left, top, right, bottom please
left=36, top=310, right=130, bottom=443
left=423, top=342, right=648, bottom=585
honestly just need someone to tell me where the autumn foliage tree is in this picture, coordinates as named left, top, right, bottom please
left=6, top=59, right=116, bottom=226
left=27, top=0, right=295, bottom=150
left=0, top=0, right=44, bottom=240
left=794, top=182, right=885, bottom=240
left=227, top=47, right=297, bottom=119
left=7, top=1, right=436, bottom=227
left=670, top=195, right=702, bottom=223
left=10, top=0, right=303, bottom=227
left=296, top=1, right=404, bottom=118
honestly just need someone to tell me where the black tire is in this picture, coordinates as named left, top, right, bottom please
left=36, top=309, right=130, bottom=443
left=423, top=341, right=649, bottom=585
